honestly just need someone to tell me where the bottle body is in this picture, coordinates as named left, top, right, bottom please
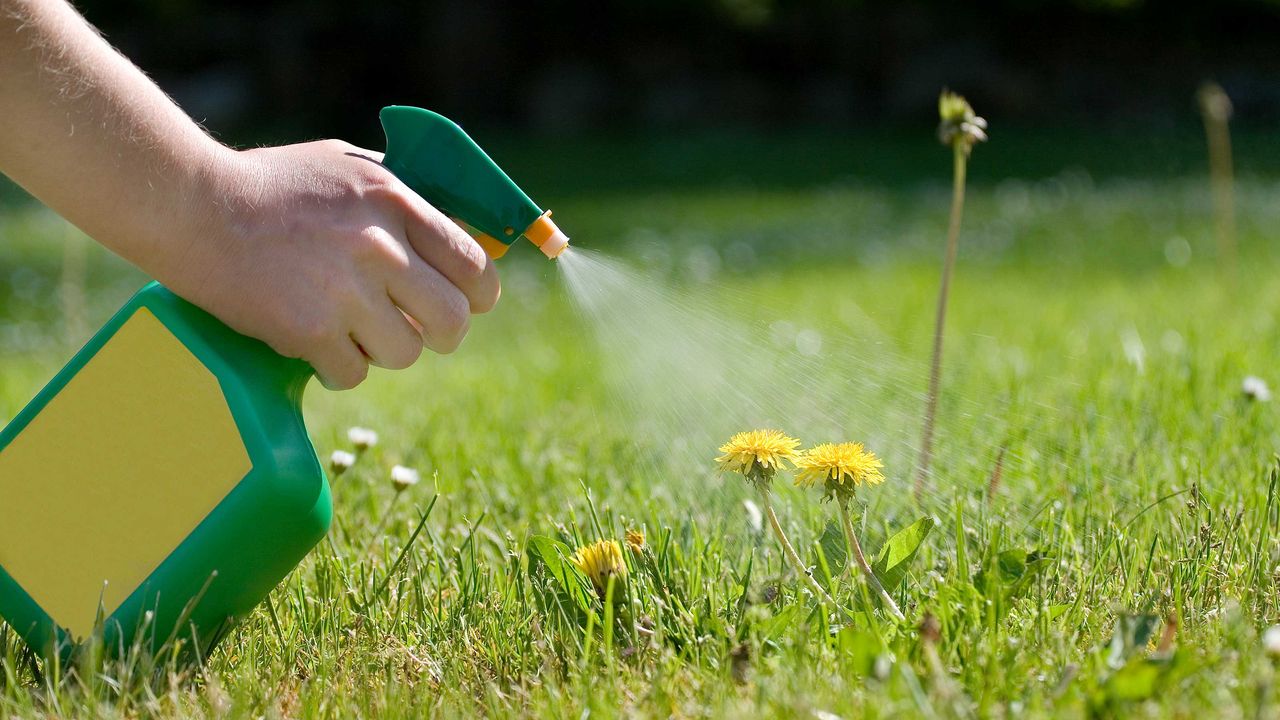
left=0, top=282, right=331, bottom=658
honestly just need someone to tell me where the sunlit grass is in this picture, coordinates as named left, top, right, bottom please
left=2, top=162, right=1280, bottom=717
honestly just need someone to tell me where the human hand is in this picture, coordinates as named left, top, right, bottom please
left=174, top=140, right=500, bottom=390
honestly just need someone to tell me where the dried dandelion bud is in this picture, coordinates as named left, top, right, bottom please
left=919, top=612, right=942, bottom=645
left=938, top=89, right=988, bottom=154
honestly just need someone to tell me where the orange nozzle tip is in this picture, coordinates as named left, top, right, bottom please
left=524, top=210, right=570, bottom=259
left=540, top=229, right=569, bottom=259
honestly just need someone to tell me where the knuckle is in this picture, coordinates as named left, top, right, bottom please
left=297, top=313, right=338, bottom=348
left=333, top=361, right=369, bottom=390
left=381, top=337, right=423, bottom=370
left=471, top=275, right=501, bottom=314
left=349, top=362, right=370, bottom=386
left=431, top=294, right=471, bottom=354
left=272, top=308, right=334, bottom=358
left=355, top=160, right=401, bottom=195
left=318, top=360, right=365, bottom=391
left=362, top=172, right=400, bottom=202
left=351, top=225, right=400, bottom=266
left=449, top=229, right=489, bottom=281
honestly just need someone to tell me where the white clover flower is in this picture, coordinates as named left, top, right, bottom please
left=1243, top=376, right=1271, bottom=402
left=391, top=465, right=420, bottom=492
left=347, top=426, right=379, bottom=450
left=1263, top=625, right=1280, bottom=658
left=329, top=450, right=356, bottom=475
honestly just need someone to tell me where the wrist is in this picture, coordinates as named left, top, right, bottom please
left=145, top=138, right=255, bottom=298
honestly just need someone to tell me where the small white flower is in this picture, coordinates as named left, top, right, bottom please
left=347, top=426, right=379, bottom=450
left=1263, top=625, right=1280, bottom=657
left=391, top=465, right=420, bottom=492
left=329, top=450, right=356, bottom=475
left=1243, top=376, right=1271, bottom=402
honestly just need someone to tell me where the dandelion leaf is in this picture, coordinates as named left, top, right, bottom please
left=836, top=626, right=884, bottom=677
left=1102, top=660, right=1163, bottom=702
left=817, top=520, right=847, bottom=571
left=761, top=603, right=801, bottom=643
left=526, top=535, right=594, bottom=618
left=1106, top=613, right=1161, bottom=668
left=871, top=516, right=937, bottom=591
left=1094, top=646, right=1195, bottom=711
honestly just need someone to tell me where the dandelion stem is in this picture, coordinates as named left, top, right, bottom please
left=1199, top=82, right=1236, bottom=280
left=839, top=501, right=905, bottom=621
left=915, top=140, right=967, bottom=499
left=759, top=491, right=842, bottom=613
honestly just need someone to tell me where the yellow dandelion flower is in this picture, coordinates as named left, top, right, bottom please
left=716, top=430, right=801, bottom=487
left=570, top=539, right=627, bottom=595
left=795, top=442, right=885, bottom=501
left=625, top=528, right=645, bottom=553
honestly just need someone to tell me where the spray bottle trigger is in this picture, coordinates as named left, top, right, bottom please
left=470, top=232, right=511, bottom=259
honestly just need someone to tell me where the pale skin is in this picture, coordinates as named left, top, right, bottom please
left=0, top=0, right=500, bottom=389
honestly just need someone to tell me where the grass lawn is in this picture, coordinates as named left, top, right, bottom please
left=2, top=128, right=1280, bottom=717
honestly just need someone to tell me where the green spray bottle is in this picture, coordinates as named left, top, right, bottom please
left=0, top=107, right=568, bottom=658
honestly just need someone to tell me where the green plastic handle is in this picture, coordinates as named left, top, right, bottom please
left=379, top=106, right=543, bottom=251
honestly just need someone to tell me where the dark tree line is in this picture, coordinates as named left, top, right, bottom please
left=80, top=0, right=1280, bottom=143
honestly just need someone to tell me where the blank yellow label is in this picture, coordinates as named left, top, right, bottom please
left=0, top=308, right=251, bottom=640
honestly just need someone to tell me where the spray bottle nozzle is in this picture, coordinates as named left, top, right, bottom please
left=525, top=211, right=570, bottom=259
left=379, top=106, right=568, bottom=261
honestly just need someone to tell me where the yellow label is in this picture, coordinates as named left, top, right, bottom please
left=0, top=308, right=251, bottom=639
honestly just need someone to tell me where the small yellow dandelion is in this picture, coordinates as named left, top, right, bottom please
left=716, top=430, right=801, bottom=488
left=795, top=442, right=885, bottom=501
left=625, top=528, right=646, bottom=553
left=570, top=539, right=628, bottom=596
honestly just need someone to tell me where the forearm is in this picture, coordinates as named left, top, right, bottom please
left=0, top=0, right=500, bottom=390
left=0, top=0, right=229, bottom=275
